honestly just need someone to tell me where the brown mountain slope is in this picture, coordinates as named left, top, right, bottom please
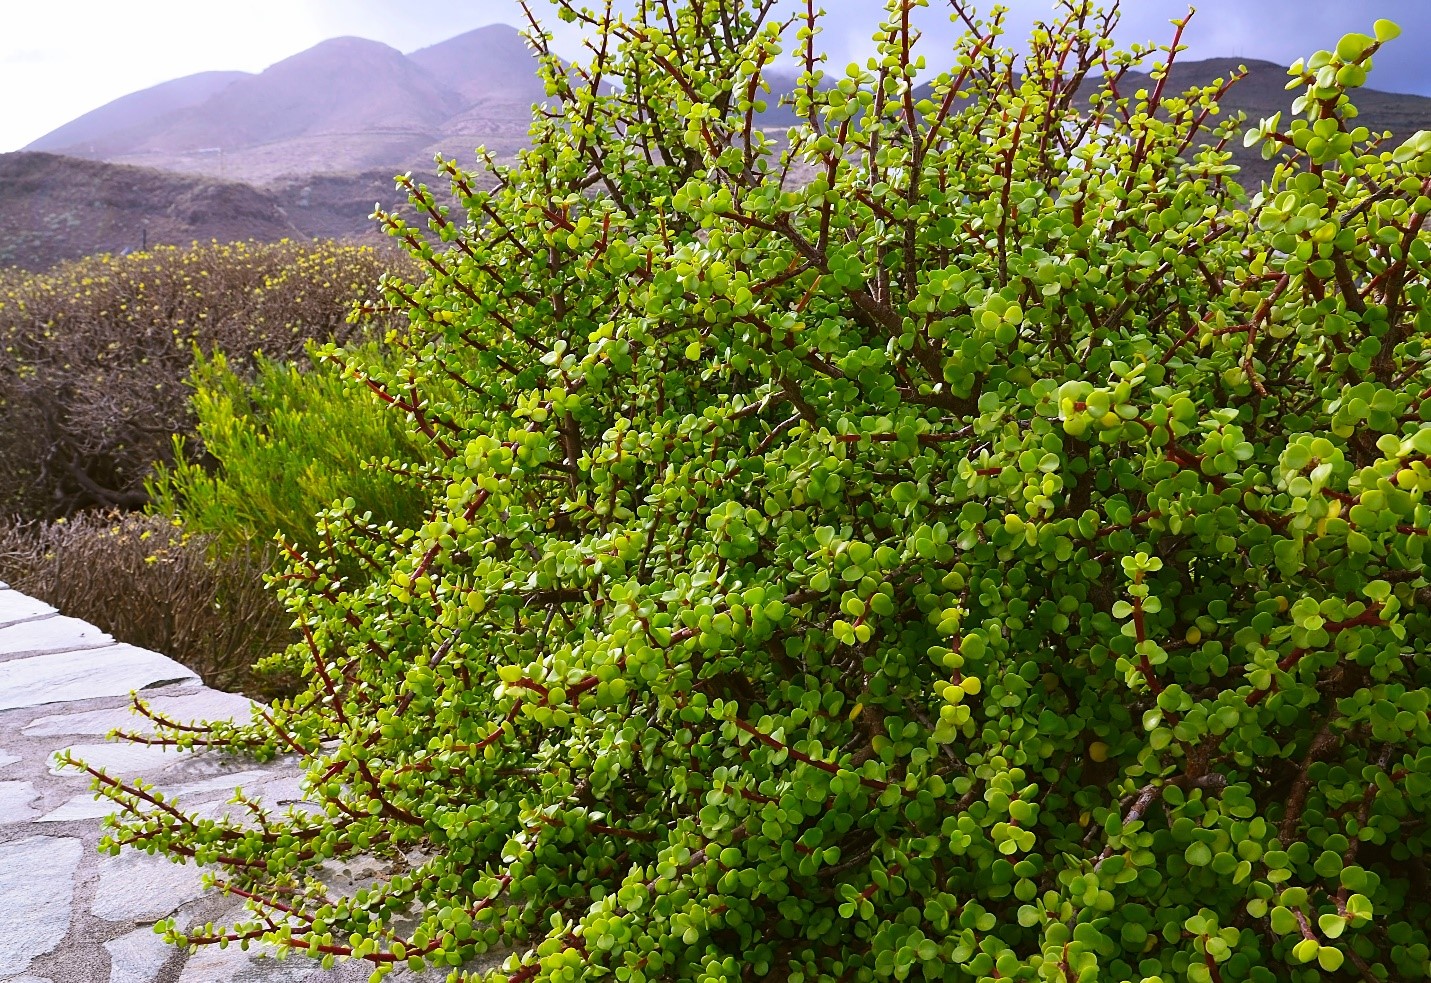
left=407, top=24, right=546, bottom=106
left=1118, top=57, right=1431, bottom=184
left=22, top=26, right=556, bottom=184
left=902, top=58, right=1431, bottom=187
left=134, top=37, right=461, bottom=148
left=0, top=152, right=301, bottom=271
left=264, top=167, right=497, bottom=242
left=408, top=25, right=561, bottom=165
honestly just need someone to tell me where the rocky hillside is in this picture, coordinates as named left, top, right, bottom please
left=0, top=153, right=305, bottom=271
left=1119, top=57, right=1431, bottom=184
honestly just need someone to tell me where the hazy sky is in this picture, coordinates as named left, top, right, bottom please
left=2, top=0, right=1428, bottom=152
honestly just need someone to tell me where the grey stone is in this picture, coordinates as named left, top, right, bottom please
left=173, top=767, right=287, bottom=799
left=0, top=748, right=19, bottom=769
left=35, top=792, right=137, bottom=824
left=0, top=781, right=41, bottom=824
left=0, top=594, right=55, bottom=628
left=0, top=836, right=83, bottom=971
left=105, top=927, right=175, bottom=983
left=315, top=854, right=390, bottom=897
left=0, top=644, right=197, bottom=711
left=37, top=766, right=278, bottom=823
left=50, top=740, right=205, bottom=779
left=243, top=771, right=308, bottom=805
left=175, top=941, right=322, bottom=983
left=184, top=775, right=318, bottom=826
left=57, top=739, right=288, bottom=785
left=93, top=849, right=208, bottom=923
left=4, top=977, right=55, bottom=983
left=0, top=615, right=114, bottom=662
left=23, top=689, right=256, bottom=738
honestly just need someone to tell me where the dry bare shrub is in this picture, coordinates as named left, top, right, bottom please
left=0, top=239, right=403, bottom=518
left=0, top=511, right=296, bottom=698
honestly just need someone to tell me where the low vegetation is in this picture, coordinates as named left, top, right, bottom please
left=0, top=512, right=292, bottom=696
left=0, top=238, right=413, bottom=690
left=0, top=239, right=395, bottom=518
left=64, top=1, right=1431, bottom=981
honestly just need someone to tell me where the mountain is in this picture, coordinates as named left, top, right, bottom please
left=23, top=29, right=1431, bottom=188
left=901, top=58, right=1431, bottom=186
left=133, top=37, right=459, bottom=146
left=407, top=24, right=546, bottom=107
left=30, top=37, right=468, bottom=184
left=25, top=26, right=540, bottom=184
left=267, top=164, right=500, bottom=242
left=24, top=71, right=252, bottom=157
left=1106, top=58, right=1431, bottom=185
left=0, top=152, right=301, bottom=271
left=410, top=26, right=548, bottom=165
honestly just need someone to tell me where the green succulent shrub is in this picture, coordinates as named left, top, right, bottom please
left=147, top=342, right=434, bottom=563
left=77, top=2, right=1430, bottom=981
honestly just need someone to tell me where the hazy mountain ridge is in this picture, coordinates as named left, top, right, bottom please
left=25, top=71, right=254, bottom=157
left=6, top=33, right=1431, bottom=272
left=26, top=32, right=1431, bottom=188
left=1119, top=57, right=1431, bottom=181
left=25, top=24, right=543, bottom=184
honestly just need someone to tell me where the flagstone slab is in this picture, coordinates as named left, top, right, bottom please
left=50, top=740, right=210, bottom=778
left=105, top=927, right=175, bottom=983
left=38, top=766, right=280, bottom=823
left=0, top=781, right=41, bottom=824
left=23, top=689, right=257, bottom=738
left=0, top=615, right=114, bottom=661
left=0, top=594, right=56, bottom=629
left=0, top=836, right=83, bottom=972
left=0, top=588, right=378, bottom=979
left=0, top=644, right=197, bottom=711
left=176, top=941, right=326, bottom=983
left=93, top=849, right=208, bottom=923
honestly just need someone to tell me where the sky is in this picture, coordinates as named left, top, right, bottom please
left=2, top=0, right=1429, bottom=152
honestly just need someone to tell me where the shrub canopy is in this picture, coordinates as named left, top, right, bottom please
left=0, top=512, right=293, bottom=696
left=84, top=3, right=1431, bottom=982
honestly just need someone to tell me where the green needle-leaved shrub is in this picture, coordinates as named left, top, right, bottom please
left=147, top=342, right=434, bottom=563
left=81, top=3, right=1430, bottom=981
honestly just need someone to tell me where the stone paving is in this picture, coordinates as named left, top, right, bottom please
left=0, top=582, right=454, bottom=982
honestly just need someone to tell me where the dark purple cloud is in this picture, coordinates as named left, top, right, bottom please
left=530, top=0, right=1431, bottom=96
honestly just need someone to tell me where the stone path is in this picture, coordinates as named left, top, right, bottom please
left=0, top=582, right=445, bottom=982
